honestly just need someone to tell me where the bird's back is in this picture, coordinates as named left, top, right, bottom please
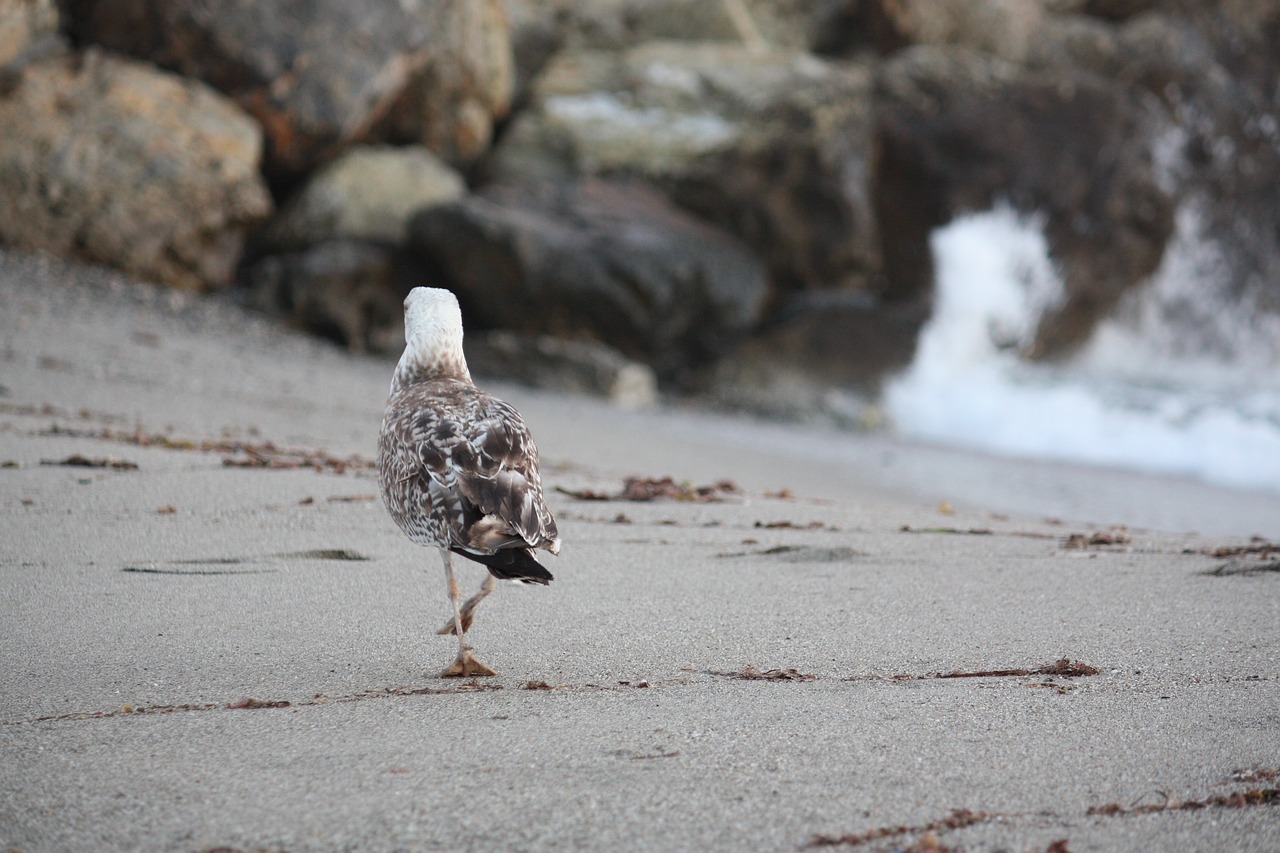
left=378, top=377, right=559, bottom=562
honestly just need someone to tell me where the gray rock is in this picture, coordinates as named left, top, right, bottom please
left=62, top=0, right=513, bottom=178
left=242, top=239, right=414, bottom=354
left=488, top=42, right=878, bottom=292
left=0, top=50, right=271, bottom=291
left=264, top=145, right=466, bottom=252
left=407, top=179, right=770, bottom=383
left=466, top=330, right=658, bottom=408
left=701, top=292, right=925, bottom=424
left=873, top=46, right=1177, bottom=356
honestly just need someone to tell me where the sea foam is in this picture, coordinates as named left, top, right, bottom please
left=884, top=204, right=1280, bottom=495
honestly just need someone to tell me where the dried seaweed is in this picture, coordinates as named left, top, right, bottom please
left=754, top=519, right=836, bottom=530
left=1204, top=559, right=1280, bottom=577
left=899, top=525, right=993, bottom=535
left=40, top=454, right=138, bottom=470
left=1201, top=540, right=1280, bottom=559
left=809, top=773, right=1277, bottom=849
left=35, top=424, right=373, bottom=475
left=936, top=658, right=1100, bottom=679
left=807, top=808, right=989, bottom=848
left=1086, top=787, right=1278, bottom=816
left=723, top=666, right=816, bottom=682
left=226, top=697, right=292, bottom=710
left=1063, top=530, right=1131, bottom=549
left=855, top=659, right=1102, bottom=683
left=557, top=476, right=739, bottom=502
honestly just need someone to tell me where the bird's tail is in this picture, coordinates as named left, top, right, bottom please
left=452, top=546, right=553, bottom=585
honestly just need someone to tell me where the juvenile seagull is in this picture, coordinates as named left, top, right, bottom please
left=378, top=287, right=560, bottom=677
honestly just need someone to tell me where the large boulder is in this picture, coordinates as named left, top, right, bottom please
left=61, top=0, right=513, bottom=180
left=407, top=178, right=770, bottom=382
left=0, top=50, right=271, bottom=291
left=263, top=145, right=466, bottom=252
left=488, top=41, right=878, bottom=292
left=873, top=46, right=1178, bottom=356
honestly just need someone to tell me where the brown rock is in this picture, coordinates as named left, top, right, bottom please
left=62, top=0, right=513, bottom=179
left=0, top=50, right=271, bottom=291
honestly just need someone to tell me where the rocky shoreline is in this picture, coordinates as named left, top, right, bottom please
left=2, top=1, right=1278, bottom=410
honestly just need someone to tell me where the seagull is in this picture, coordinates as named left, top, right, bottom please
left=378, top=287, right=560, bottom=677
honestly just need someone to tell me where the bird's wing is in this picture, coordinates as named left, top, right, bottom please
left=449, top=392, right=559, bottom=553
left=391, top=382, right=557, bottom=553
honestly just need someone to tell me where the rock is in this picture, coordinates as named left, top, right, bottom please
left=0, top=0, right=62, bottom=68
left=1112, top=6, right=1280, bottom=312
left=242, top=239, right=415, bottom=353
left=0, top=50, right=271, bottom=291
left=1079, top=0, right=1159, bottom=20
left=873, top=46, right=1177, bottom=356
left=374, top=0, right=515, bottom=167
left=859, top=0, right=1049, bottom=63
left=503, top=0, right=849, bottom=57
left=263, top=145, right=466, bottom=253
left=488, top=42, right=878, bottom=292
left=407, top=178, right=770, bottom=383
left=1023, top=14, right=1121, bottom=72
left=62, top=0, right=513, bottom=180
left=466, top=330, right=658, bottom=408
left=702, top=292, right=925, bottom=423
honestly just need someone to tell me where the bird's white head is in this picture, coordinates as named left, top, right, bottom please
left=392, top=287, right=471, bottom=391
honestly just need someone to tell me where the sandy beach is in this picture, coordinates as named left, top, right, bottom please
left=2, top=250, right=1277, bottom=852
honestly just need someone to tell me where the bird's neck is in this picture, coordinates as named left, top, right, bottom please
left=391, top=336, right=472, bottom=393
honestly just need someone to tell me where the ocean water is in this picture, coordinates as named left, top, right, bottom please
left=883, top=204, right=1280, bottom=496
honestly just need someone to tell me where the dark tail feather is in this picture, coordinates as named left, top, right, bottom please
left=452, top=546, right=553, bottom=585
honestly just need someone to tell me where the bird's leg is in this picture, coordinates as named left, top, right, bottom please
left=438, top=551, right=497, bottom=677
left=437, top=573, right=496, bottom=636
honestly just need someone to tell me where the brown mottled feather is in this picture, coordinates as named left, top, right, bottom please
left=378, top=377, right=559, bottom=583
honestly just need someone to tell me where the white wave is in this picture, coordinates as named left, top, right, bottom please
left=884, top=204, right=1280, bottom=495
